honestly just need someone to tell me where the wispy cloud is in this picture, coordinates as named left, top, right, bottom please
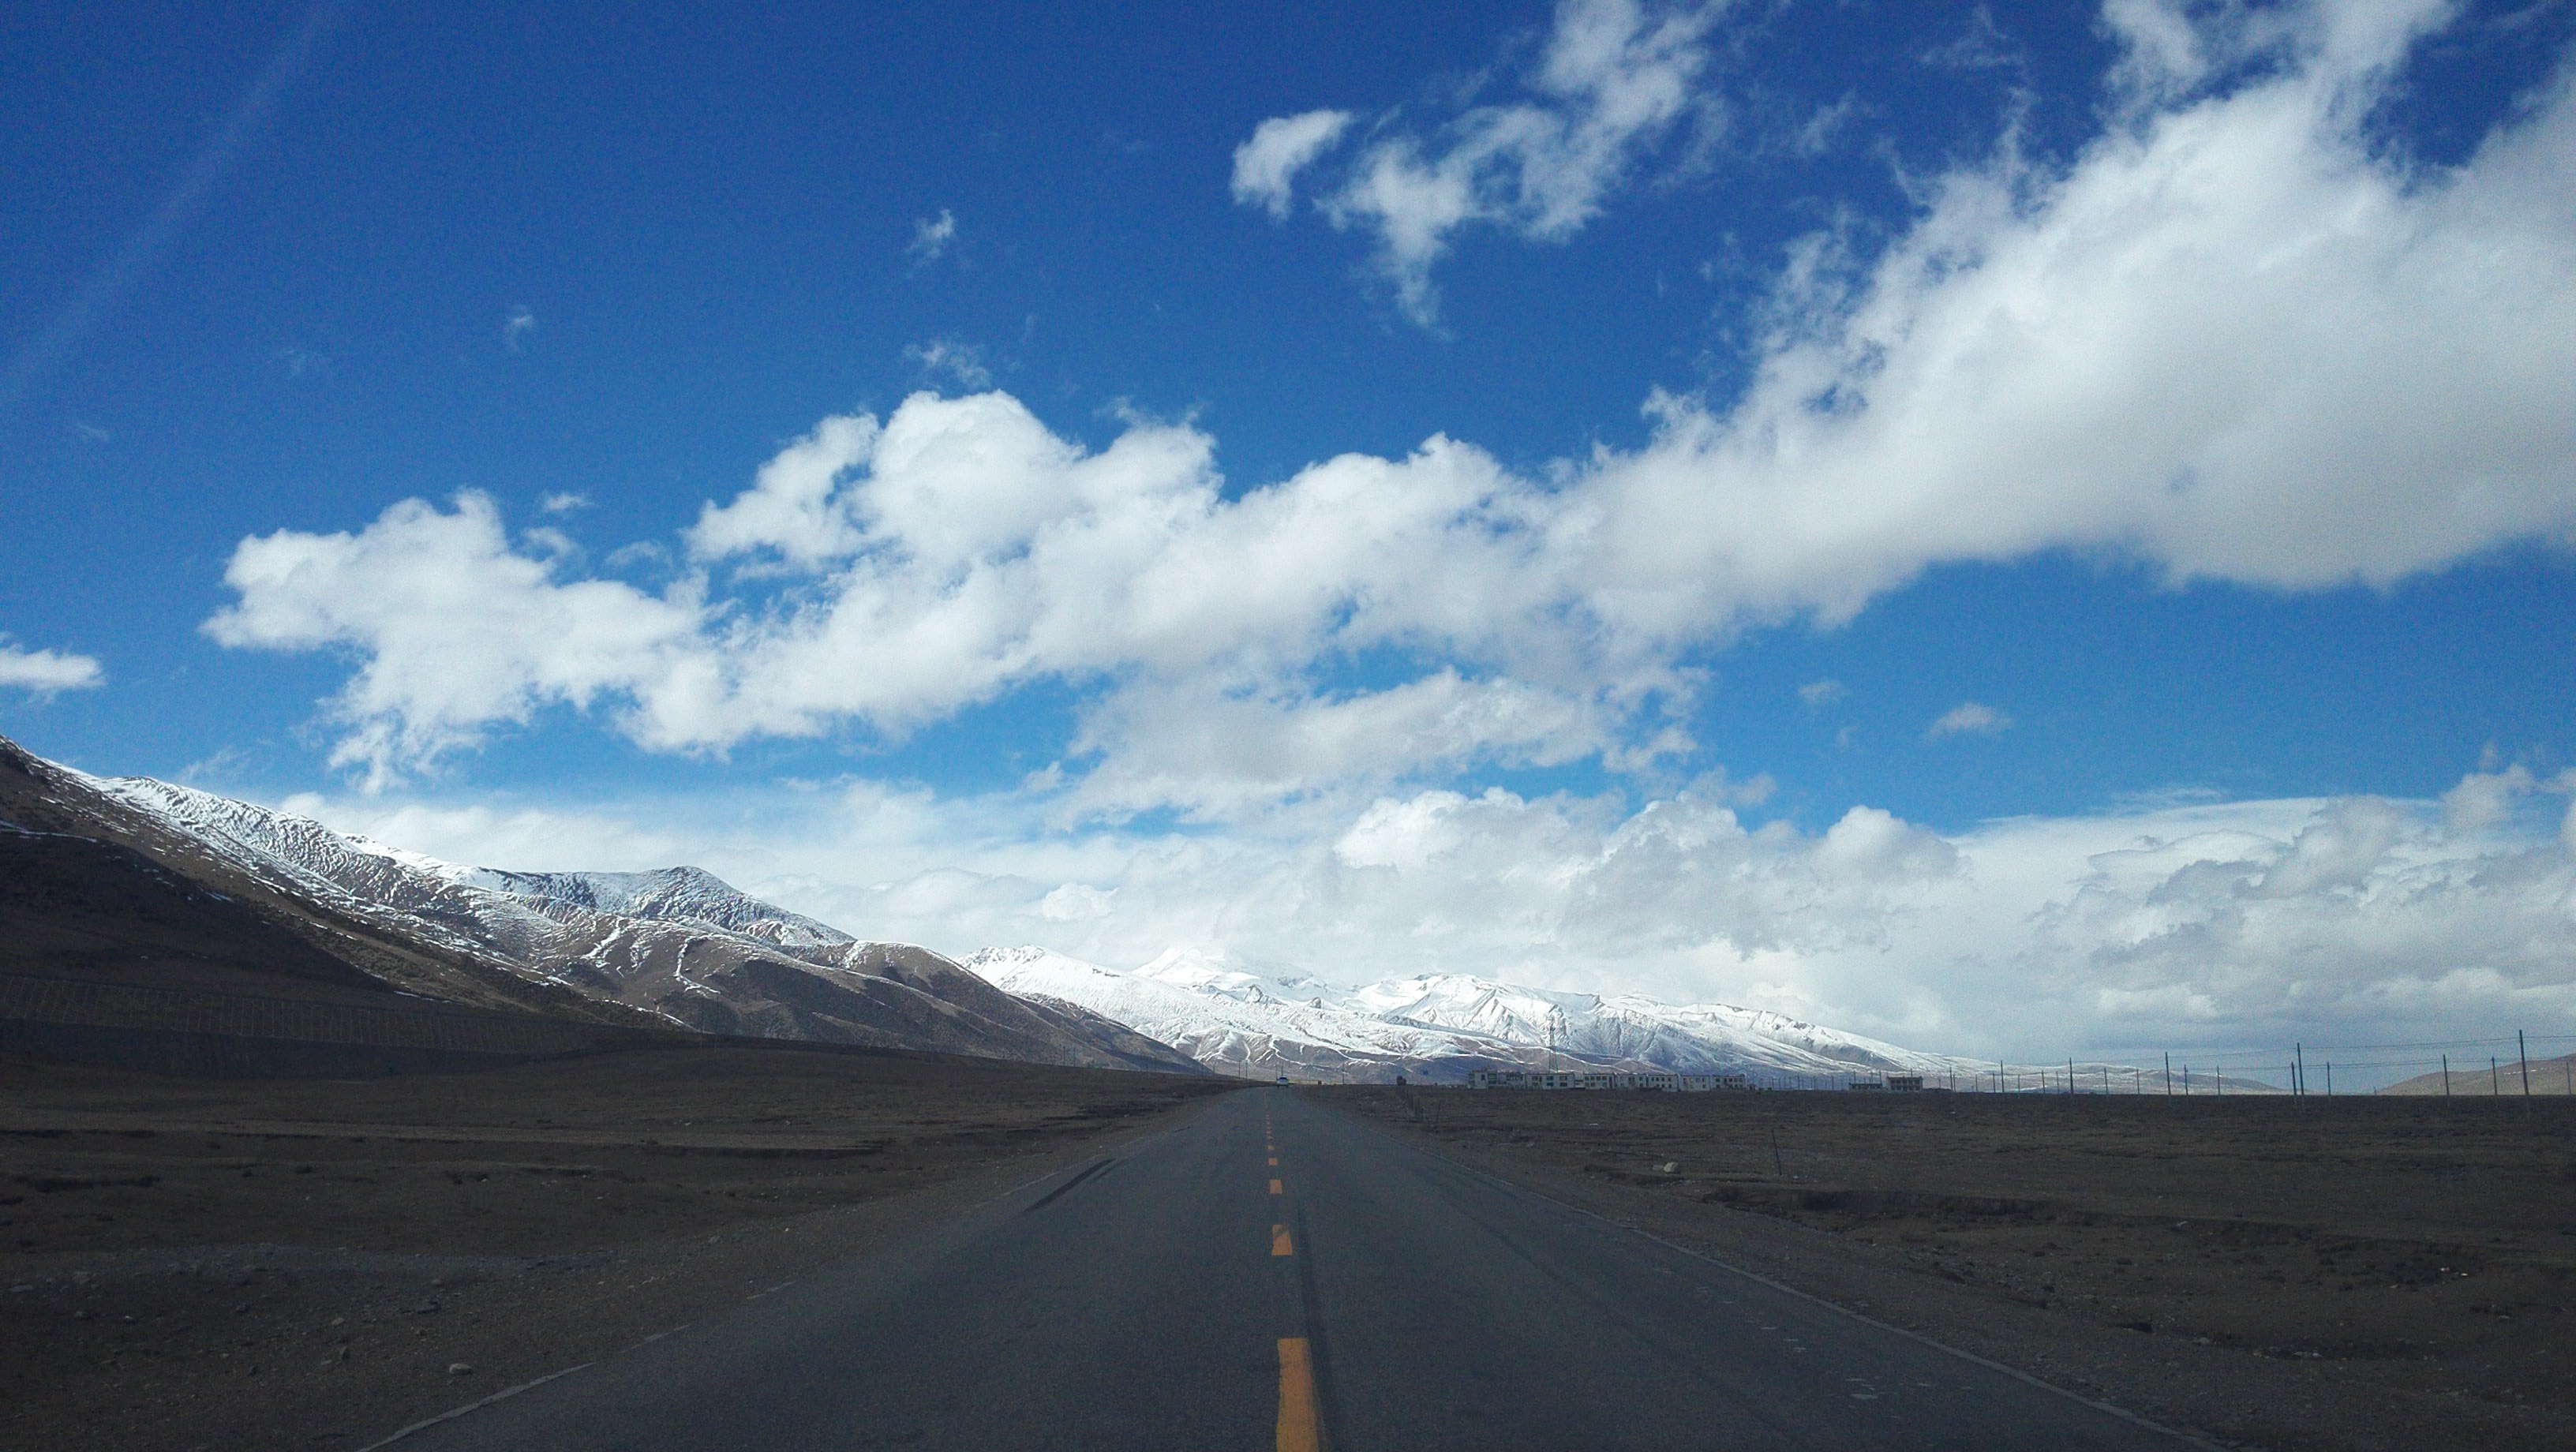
left=503, top=305, right=537, bottom=353
left=1926, top=702, right=2010, bottom=739
left=0, top=1, right=343, bottom=418
left=1797, top=679, right=1847, bottom=709
left=902, top=338, right=993, bottom=390
left=0, top=638, right=105, bottom=697
left=1921, top=6, right=2025, bottom=72
left=539, top=492, right=591, bottom=515
left=1234, top=0, right=1728, bottom=324
left=908, top=208, right=957, bottom=264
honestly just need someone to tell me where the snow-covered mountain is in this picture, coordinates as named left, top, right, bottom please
left=0, top=734, right=1200, bottom=1073
left=1, top=728, right=2027, bottom=1087
left=968, top=945, right=1992, bottom=1085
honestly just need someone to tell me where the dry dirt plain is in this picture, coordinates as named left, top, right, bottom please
left=0, top=1046, right=1235, bottom=1452
left=1324, top=1085, right=2576, bottom=1452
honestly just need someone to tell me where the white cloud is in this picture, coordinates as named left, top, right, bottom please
left=504, top=305, right=536, bottom=352
left=1926, top=702, right=2010, bottom=739
left=277, top=765, right=2576, bottom=1063
left=902, top=338, right=993, bottom=390
left=909, top=208, right=957, bottom=263
left=1922, top=6, right=2024, bottom=73
left=540, top=492, right=591, bottom=515
left=0, top=638, right=103, bottom=696
left=682, top=414, right=878, bottom=568
left=1231, top=110, right=1354, bottom=219
left=1796, top=678, right=1846, bottom=708
left=212, top=0, right=2576, bottom=821
left=1242, top=0, right=1725, bottom=322
left=204, top=492, right=702, bottom=788
left=1062, top=672, right=1609, bottom=821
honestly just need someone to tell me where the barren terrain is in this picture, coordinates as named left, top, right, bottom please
left=0, top=1046, right=1234, bottom=1452
left=1325, top=1085, right=2576, bottom=1451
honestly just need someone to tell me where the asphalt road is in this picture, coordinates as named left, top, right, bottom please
left=387, top=1087, right=2201, bottom=1450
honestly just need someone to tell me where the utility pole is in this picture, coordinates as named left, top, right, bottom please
left=2164, top=1051, right=2173, bottom=1096
left=2520, top=1031, right=2532, bottom=1098
left=2324, top=1062, right=2332, bottom=1096
left=2442, top=1053, right=2451, bottom=1098
left=2294, top=1042, right=2305, bottom=1097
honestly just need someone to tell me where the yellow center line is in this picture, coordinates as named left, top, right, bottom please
left=1271, top=1223, right=1293, bottom=1256
left=1276, top=1338, right=1320, bottom=1452
left=1269, top=1177, right=1283, bottom=1195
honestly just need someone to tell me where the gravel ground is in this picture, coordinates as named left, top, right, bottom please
left=0, top=1046, right=1234, bottom=1452
left=1321, top=1085, right=2576, bottom=1452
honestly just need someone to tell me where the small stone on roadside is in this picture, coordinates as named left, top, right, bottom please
left=447, top=1362, right=474, bottom=1376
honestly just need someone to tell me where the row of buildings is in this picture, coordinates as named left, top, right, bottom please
left=1466, top=1068, right=1928, bottom=1092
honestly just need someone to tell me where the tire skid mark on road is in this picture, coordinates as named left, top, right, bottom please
left=1017, top=1153, right=1118, bottom=1214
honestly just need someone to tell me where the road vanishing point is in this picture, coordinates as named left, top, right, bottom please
left=389, top=1088, right=2202, bottom=1450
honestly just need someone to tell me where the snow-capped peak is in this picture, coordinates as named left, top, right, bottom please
left=967, top=944, right=1986, bottom=1085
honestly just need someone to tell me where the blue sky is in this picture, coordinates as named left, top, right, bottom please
left=5, top=0, right=2574, bottom=1065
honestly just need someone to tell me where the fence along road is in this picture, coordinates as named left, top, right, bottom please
left=388, top=1087, right=2206, bottom=1451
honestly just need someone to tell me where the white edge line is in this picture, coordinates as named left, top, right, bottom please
left=1320, top=1099, right=2233, bottom=1452
left=351, top=1361, right=594, bottom=1451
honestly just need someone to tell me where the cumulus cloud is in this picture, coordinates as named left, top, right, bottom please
left=212, top=0, right=2576, bottom=817
left=204, top=493, right=702, bottom=788
left=1243, top=0, right=1725, bottom=323
left=0, top=638, right=104, bottom=696
left=1231, top=109, right=1354, bottom=219
left=1926, top=702, right=2010, bottom=739
left=2009, top=774, right=2576, bottom=1050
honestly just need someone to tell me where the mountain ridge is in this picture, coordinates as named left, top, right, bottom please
left=964, top=944, right=1996, bottom=1085
left=0, top=733, right=1201, bottom=1073
left=2, top=730, right=2029, bottom=1087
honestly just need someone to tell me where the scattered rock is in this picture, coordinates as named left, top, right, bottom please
left=447, top=1362, right=474, bottom=1376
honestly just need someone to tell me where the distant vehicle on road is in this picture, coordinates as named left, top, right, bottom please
left=1276, top=1075, right=1289, bottom=1084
